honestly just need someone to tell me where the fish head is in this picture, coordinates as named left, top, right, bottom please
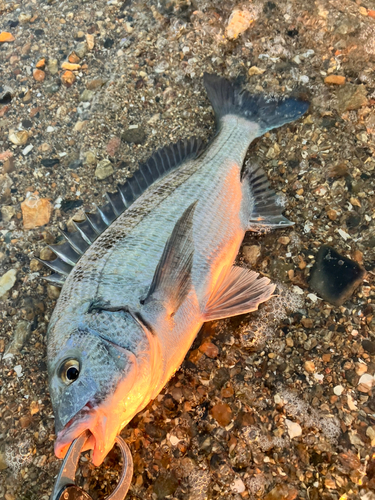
left=47, top=315, right=149, bottom=466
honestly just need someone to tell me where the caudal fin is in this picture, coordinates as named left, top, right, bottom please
left=203, top=73, right=309, bottom=134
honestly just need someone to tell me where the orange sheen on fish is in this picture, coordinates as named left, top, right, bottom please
left=41, top=74, right=309, bottom=466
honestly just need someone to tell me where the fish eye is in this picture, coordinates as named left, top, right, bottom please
left=60, top=359, right=80, bottom=384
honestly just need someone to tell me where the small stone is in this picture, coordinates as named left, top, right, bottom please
left=0, top=269, right=17, bottom=298
left=308, top=245, right=365, bottom=306
left=47, top=284, right=61, bottom=299
left=199, top=341, right=219, bottom=358
left=75, top=42, right=88, bottom=59
left=84, top=151, right=97, bottom=165
left=304, top=360, right=315, bottom=373
left=22, top=144, right=33, bottom=156
left=210, top=403, right=233, bottom=426
left=356, top=362, right=368, bottom=376
left=40, top=246, right=55, bottom=261
left=264, top=484, right=298, bottom=500
left=358, top=373, right=374, bottom=393
left=61, top=70, right=76, bottom=87
left=242, top=245, right=261, bottom=265
left=122, top=126, right=146, bottom=144
left=74, top=121, right=86, bottom=132
left=41, top=158, right=60, bottom=168
left=285, top=419, right=302, bottom=439
left=30, top=400, right=39, bottom=415
left=69, top=159, right=83, bottom=169
left=147, top=113, right=160, bottom=125
left=231, top=478, right=246, bottom=494
left=0, top=173, right=13, bottom=203
left=68, top=52, right=80, bottom=63
left=327, top=162, right=349, bottom=178
left=362, top=339, right=375, bottom=354
left=19, top=12, right=32, bottom=23
left=21, top=193, right=53, bottom=229
left=301, top=318, right=313, bottom=328
left=61, top=62, right=81, bottom=71
left=80, top=89, right=94, bottom=102
left=9, top=130, right=28, bottom=145
left=20, top=415, right=32, bottom=429
left=337, top=84, right=368, bottom=114
left=86, top=33, right=95, bottom=50
left=33, top=68, right=45, bottom=81
left=153, top=472, right=178, bottom=500
left=1, top=205, right=16, bottom=222
left=326, top=208, right=337, bottom=221
left=0, top=451, right=7, bottom=470
left=226, top=9, right=254, bottom=40
left=334, top=385, right=344, bottom=396
left=324, top=75, right=346, bottom=85
left=86, top=78, right=107, bottom=90
left=0, top=32, right=15, bottom=43
left=47, top=58, right=59, bottom=75
left=106, top=137, right=121, bottom=157
left=95, top=159, right=114, bottom=180
left=248, top=66, right=265, bottom=76
left=286, top=337, right=294, bottom=347
left=30, top=258, right=43, bottom=271
left=278, top=236, right=290, bottom=245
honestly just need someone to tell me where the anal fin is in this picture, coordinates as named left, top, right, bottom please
left=204, top=266, right=275, bottom=321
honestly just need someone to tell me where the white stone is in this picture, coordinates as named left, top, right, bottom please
left=333, top=385, right=344, bottom=396
left=231, top=478, right=245, bottom=493
left=169, top=435, right=180, bottom=446
left=22, top=144, right=33, bottom=156
left=46, top=126, right=55, bottom=133
left=285, top=419, right=302, bottom=439
left=14, top=365, right=23, bottom=377
left=0, top=269, right=17, bottom=298
left=358, top=373, right=374, bottom=390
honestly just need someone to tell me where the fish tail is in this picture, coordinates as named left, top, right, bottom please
left=203, top=73, right=309, bottom=135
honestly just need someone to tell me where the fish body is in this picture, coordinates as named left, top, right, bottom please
left=45, top=74, right=308, bottom=465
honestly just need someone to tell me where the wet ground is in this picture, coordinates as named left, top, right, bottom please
left=1, top=0, right=375, bottom=499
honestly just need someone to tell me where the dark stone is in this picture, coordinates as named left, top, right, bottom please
left=22, top=119, right=33, bottom=129
left=346, top=213, right=361, bottom=229
left=212, top=367, right=230, bottom=390
left=287, top=28, right=299, bottom=37
left=121, top=127, right=146, bottom=144
left=362, top=339, right=375, bottom=355
left=41, top=158, right=60, bottom=168
left=263, top=1, right=277, bottom=14
left=8, top=20, right=19, bottom=28
left=0, top=92, right=12, bottom=104
left=45, top=82, right=61, bottom=94
left=144, top=423, right=167, bottom=440
left=34, top=29, right=45, bottom=37
left=69, top=159, right=83, bottom=169
left=104, top=38, right=114, bottom=48
left=153, top=472, right=178, bottom=499
left=308, top=245, right=365, bottom=306
left=60, top=199, right=83, bottom=212
left=345, top=369, right=359, bottom=387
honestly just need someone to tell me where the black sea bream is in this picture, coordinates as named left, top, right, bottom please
left=42, top=74, right=309, bottom=465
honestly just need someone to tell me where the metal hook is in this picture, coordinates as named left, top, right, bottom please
left=50, top=430, right=133, bottom=500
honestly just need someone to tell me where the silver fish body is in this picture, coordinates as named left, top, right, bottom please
left=45, top=74, right=309, bottom=465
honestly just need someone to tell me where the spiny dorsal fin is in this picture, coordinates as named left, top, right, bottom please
left=39, top=138, right=204, bottom=286
left=243, top=162, right=294, bottom=229
left=142, top=201, right=197, bottom=315
left=204, top=266, right=275, bottom=321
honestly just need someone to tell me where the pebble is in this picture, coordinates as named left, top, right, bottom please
left=226, top=9, right=254, bottom=40
left=122, top=126, right=146, bottom=144
left=106, top=137, right=121, bottom=157
left=242, top=245, right=261, bottom=265
left=30, top=400, right=39, bottom=415
left=47, top=284, right=61, bottom=299
left=304, top=360, right=315, bottom=373
left=362, top=340, right=375, bottom=354
left=0, top=269, right=17, bottom=298
left=358, top=373, right=374, bottom=393
left=0, top=450, right=7, bottom=470
left=8, top=130, right=29, bottom=145
left=21, top=193, right=53, bottom=229
left=264, top=484, right=298, bottom=500
left=248, top=66, right=265, bottom=76
left=231, top=478, right=246, bottom=493
left=1, top=205, right=16, bottom=222
left=61, top=70, right=76, bottom=87
left=198, top=341, right=219, bottom=358
left=86, top=78, right=107, bottom=90
left=22, top=144, right=33, bottom=156
left=62, top=62, right=81, bottom=71
left=41, top=158, right=60, bottom=168
left=285, top=419, right=302, bottom=439
left=337, top=84, right=368, bottom=114
left=210, top=403, right=233, bottom=426
left=75, top=41, right=88, bottom=58
left=153, top=472, right=178, bottom=500
left=47, top=58, right=59, bottom=75
left=30, top=258, right=43, bottom=271
left=84, top=151, right=97, bottom=165
left=14, top=365, right=23, bottom=377
left=86, top=33, right=95, bottom=50
left=80, top=89, right=94, bottom=102
left=68, top=52, right=80, bottom=63
left=0, top=32, right=15, bottom=43
left=324, top=75, right=346, bottom=85
left=333, top=385, right=344, bottom=396
left=95, top=159, right=114, bottom=180
left=33, top=69, right=45, bottom=82
left=278, top=236, right=290, bottom=245
left=308, top=245, right=365, bottom=306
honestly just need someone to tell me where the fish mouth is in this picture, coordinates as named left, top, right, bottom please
left=54, top=403, right=121, bottom=466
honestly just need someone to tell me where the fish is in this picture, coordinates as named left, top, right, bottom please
left=42, top=73, right=309, bottom=466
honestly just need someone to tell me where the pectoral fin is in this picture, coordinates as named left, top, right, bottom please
left=204, top=266, right=275, bottom=321
left=143, top=202, right=197, bottom=315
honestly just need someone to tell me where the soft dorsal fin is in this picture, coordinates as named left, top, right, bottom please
left=242, top=162, right=294, bottom=229
left=142, top=202, right=197, bottom=315
left=40, top=138, right=204, bottom=286
left=204, top=266, right=275, bottom=321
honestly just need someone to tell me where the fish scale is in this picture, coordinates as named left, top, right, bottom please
left=44, top=73, right=309, bottom=467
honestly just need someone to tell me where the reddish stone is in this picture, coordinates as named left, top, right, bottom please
left=199, top=341, right=219, bottom=358
left=106, top=137, right=121, bottom=157
left=210, top=403, right=233, bottom=427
